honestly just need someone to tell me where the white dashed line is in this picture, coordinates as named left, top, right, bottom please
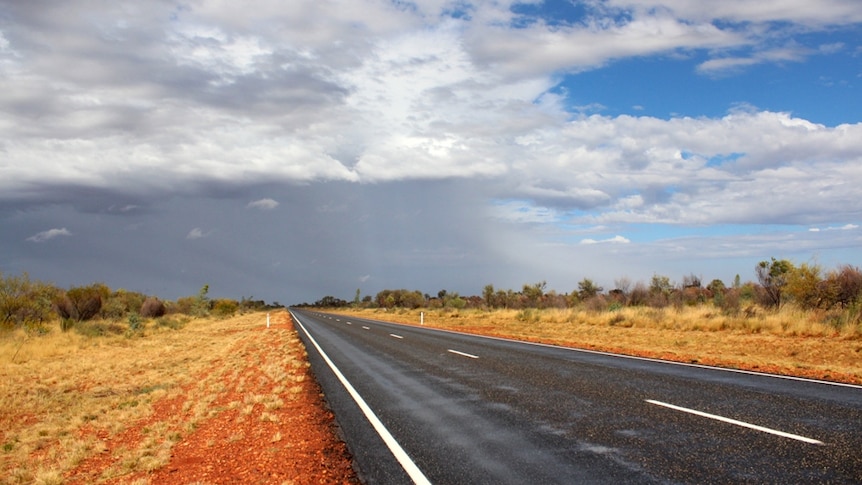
left=448, top=349, right=479, bottom=359
left=390, top=334, right=404, bottom=339
left=362, top=326, right=370, bottom=330
left=646, top=399, right=824, bottom=445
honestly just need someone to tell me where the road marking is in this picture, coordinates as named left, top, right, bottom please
left=645, top=399, right=824, bottom=445
left=399, top=323, right=862, bottom=390
left=346, top=321, right=352, bottom=325
left=362, top=326, right=370, bottom=330
left=390, top=334, right=404, bottom=339
left=448, top=349, right=479, bottom=359
left=291, top=312, right=432, bottom=485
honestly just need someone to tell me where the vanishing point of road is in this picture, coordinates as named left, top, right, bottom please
left=290, top=309, right=862, bottom=484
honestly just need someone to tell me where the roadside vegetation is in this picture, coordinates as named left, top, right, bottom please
left=0, top=275, right=286, bottom=484
left=304, top=258, right=862, bottom=384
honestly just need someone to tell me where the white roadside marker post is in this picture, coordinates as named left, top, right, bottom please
left=266, top=313, right=270, bottom=328
left=420, top=311, right=424, bottom=325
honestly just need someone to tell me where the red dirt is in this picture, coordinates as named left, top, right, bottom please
left=64, top=313, right=359, bottom=484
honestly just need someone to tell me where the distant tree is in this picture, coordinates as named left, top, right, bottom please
left=682, top=274, right=702, bottom=289
left=784, top=263, right=823, bottom=309
left=613, top=277, right=632, bottom=296
left=755, top=258, right=794, bottom=308
left=0, top=272, right=57, bottom=329
left=482, top=284, right=495, bottom=309
left=649, top=274, right=673, bottom=295
left=706, top=279, right=726, bottom=294
left=54, top=284, right=105, bottom=329
left=522, top=281, right=546, bottom=308
left=830, top=265, right=862, bottom=309
left=577, top=278, right=603, bottom=300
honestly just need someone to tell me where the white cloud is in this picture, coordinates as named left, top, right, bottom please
left=606, top=0, right=862, bottom=26
left=809, top=223, right=859, bottom=232
left=247, top=198, right=279, bottom=210
left=580, top=235, right=631, bottom=245
left=186, top=227, right=209, bottom=239
left=697, top=47, right=810, bottom=76
left=26, top=228, right=72, bottom=243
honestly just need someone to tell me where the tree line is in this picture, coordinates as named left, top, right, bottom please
left=0, top=274, right=283, bottom=335
left=302, top=258, right=862, bottom=318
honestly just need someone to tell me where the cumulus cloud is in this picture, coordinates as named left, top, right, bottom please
left=1, top=0, right=860, bottom=302
left=26, top=228, right=72, bottom=243
left=247, top=198, right=279, bottom=210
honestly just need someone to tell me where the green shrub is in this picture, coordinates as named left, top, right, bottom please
left=212, top=299, right=239, bottom=318
left=128, top=313, right=143, bottom=333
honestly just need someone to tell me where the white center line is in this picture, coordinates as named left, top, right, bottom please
left=390, top=334, right=404, bottom=339
left=362, top=326, right=370, bottom=330
left=448, top=349, right=479, bottom=359
left=646, top=399, right=824, bottom=445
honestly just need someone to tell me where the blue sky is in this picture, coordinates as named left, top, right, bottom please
left=1, top=1, right=860, bottom=304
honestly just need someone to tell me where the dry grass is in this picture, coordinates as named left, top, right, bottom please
left=0, top=311, right=303, bottom=483
left=331, top=305, right=862, bottom=384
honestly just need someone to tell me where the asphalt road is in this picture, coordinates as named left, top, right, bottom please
left=290, top=309, right=862, bottom=484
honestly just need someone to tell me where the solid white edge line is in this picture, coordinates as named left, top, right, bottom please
left=291, top=312, right=432, bottom=485
left=645, top=399, right=824, bottom=445
left=448, top=349, right=479, bottom=359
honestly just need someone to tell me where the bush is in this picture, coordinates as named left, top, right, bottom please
left=101, top=289, right=146, bottom=320
left=54, top=285, right=104, bottom=323
left=128, top=313, right=143, bottom=333
left=0, top=272, right=57, bottom=329
left=140, top=297, right=166, bottom=318
left=212, top=299, right=239, bottom=318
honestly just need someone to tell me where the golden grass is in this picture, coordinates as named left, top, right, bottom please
left=0, top=311, right=303, bottom=483
left=330, top=305, right=862, bottom=384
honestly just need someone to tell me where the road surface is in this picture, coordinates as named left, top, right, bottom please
left=290, top=309, right=862, bottom=484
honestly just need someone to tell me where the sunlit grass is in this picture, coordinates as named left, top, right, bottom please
left=0, top=311, right=291, bottom=481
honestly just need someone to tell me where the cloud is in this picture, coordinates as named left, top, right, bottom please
left=697, top=47, right=810, bottom=76
left=26, top=228, right=72, bottom=243
left=809, top=224, right=859, bottom=232
left=186, top=228, right=209, bottom=240
left=580, top=235, right=631, bottom=245
left=247, top=198, right=279, bottom=210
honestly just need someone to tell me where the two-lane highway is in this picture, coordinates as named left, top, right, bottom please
left=290, top=309, right=862, bottom=484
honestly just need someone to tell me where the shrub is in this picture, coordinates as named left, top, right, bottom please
left=140, top=297, right=166, bottom=318
left=212, top=299, right=239, bottom=318
left=0, top=272, right=57, bottom=329
left=101, top=289, right=146, bottom=320
left=54, top=285, right=104, bottom=323
left=128, top=313, right=143, bottom=333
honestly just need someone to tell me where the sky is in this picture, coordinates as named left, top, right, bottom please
left=1, top=0, right=861, bottom=305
